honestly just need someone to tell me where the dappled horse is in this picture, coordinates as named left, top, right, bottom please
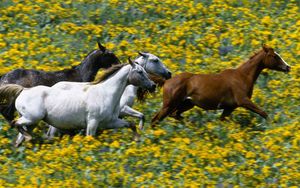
left=152, top=45, right=291, bottom=126
left=0, top=42, right=120, bottom=122
left=0, top=58, right=156, bottom=146
left=118, top=52, right=171, bottom=129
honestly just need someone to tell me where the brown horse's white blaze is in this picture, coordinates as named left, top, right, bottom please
left=274, top=52, right=290, bottom=73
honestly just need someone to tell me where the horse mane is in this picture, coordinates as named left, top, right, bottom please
left=92, top=64, right=127, bottom=84
left=137, top=73, right=166, bottom=102
left=249, top=49, right=264, bottom=60
left=67, top=49, right=102, bottom=70
left=85, top=49, right=102, bottom=59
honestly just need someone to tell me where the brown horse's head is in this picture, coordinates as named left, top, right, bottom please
left=262, top=44, right=291, bottom=73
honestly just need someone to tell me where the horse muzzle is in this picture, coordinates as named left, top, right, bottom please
left=148, top=83, right=156, bottom=93
left=284, top=66, right=291, bottom=73
left=165, top=71, right=172, bottom=79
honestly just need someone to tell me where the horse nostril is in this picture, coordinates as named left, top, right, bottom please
left=167, top=71, right=172, bottom=79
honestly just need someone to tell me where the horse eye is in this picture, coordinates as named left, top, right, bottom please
left=153, top=59, right=159, bottom=62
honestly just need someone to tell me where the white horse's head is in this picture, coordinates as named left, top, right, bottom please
left=135, top=52, right=172, bottom=79
left=128, top=58, right=156, bottom=92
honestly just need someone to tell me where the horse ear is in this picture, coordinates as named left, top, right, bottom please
left=262, top=44, right=269, bottom=53
left=128, top=57, right=136, bottom=68
left=138, top=51, right=148, bottom=58
left=97, top=41, right=106, bottom=52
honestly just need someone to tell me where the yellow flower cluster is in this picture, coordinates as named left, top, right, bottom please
left=0, top=0, right=299, bottom=187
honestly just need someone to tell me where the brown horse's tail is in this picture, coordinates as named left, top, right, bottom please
left=0, top=84, right=24, bottom=106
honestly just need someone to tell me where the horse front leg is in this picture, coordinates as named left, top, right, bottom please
left=106, top=119, right=140, bottom=141
left=120, top=105, right=145, bottom=130
left=86, top=119, right=99, bottom=136
left=170, top=98, right=195, bottom=120
left=46, top=125, right=58, bottom=140
left=237, top=98, right=268, bottom=119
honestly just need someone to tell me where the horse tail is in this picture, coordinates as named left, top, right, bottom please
left=0, top=84, right=24, bottom=106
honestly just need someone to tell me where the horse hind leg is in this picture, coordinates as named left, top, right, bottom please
left=12, top=116, right=38, bottom=146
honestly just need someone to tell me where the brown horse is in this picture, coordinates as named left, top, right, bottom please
left=152, top=45, right=291, bottom=126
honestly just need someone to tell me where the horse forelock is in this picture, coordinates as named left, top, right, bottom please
left=92, top=63, right=127, bottom=84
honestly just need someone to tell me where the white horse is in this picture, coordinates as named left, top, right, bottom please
left=0, top=59, right=155, bottom=146
left=119, top=52, right=171, bottom=128
left=46, top=52, right=171, bottom=138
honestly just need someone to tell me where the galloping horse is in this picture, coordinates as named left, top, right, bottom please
left=118, top=52, right=171, bottom=129
left=0, top=58, right=155, bottom=146
left=45, top=52, right=171, bottom=139
left=0, top=42, right=120, bottom=122
left=152, top=45, right=291, bottom=126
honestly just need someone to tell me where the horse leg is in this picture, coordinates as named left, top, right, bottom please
left=237, top=98, right=268, bottom=119
left=152, top=78, right=188, bottom=127
left=106, top=119, right=140, bottom=141
left=14, top=124, right=36, bottom=147
left=120, top=105, right=145, bottom=130
left=151, top=104, right=178, bottom=128
left=46, top=125, right=58, bottom=140
left=86, top=119, right=99, bottom=136
left=12, top=117, right=38, bottom=147
left=220, top=107, right=235, bottom=121
left=170, top=98, right=195, bottom=120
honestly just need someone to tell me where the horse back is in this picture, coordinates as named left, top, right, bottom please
left=0, top=68, right=77, bottom=87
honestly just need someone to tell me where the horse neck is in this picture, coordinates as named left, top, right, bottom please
left=237, top=51, right=266, bottom=86
left=96, top=65, right=131, bottom=103
left=124, top=85, right=138, bottom=97
left=76, top=50, right=101, bottom=82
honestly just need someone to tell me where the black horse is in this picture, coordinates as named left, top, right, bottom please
left=0, top=42, right=121, bottom=122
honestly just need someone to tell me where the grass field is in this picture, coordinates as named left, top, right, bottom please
left=0, top=0, right=299, bottom=187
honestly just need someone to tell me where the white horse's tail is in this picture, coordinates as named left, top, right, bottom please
left=0, top=84, right=24, bottom=106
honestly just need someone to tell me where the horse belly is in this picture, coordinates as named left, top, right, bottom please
left=44, top=92, right=87, bottom=130
left=193, top=98, right=220, bottom=110
left=45, top=109, right=86, bottom=130
left=191, top=93, right=236, bottom=110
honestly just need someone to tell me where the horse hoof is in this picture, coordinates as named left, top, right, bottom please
left=24, top=135, right=33, bottom=142
left=138, top=124, right=144, bottom=131
left=170, top=114, right=184, bottom=121
left=10, top=120, right=17, bottom=127
left=133, top=135, right=141, bottom=142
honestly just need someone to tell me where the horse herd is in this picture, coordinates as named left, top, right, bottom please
left=0, top=42, right=291, bottom=147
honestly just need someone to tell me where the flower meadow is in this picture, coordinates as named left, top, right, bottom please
left=0, top=0, right=299, bottom=187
